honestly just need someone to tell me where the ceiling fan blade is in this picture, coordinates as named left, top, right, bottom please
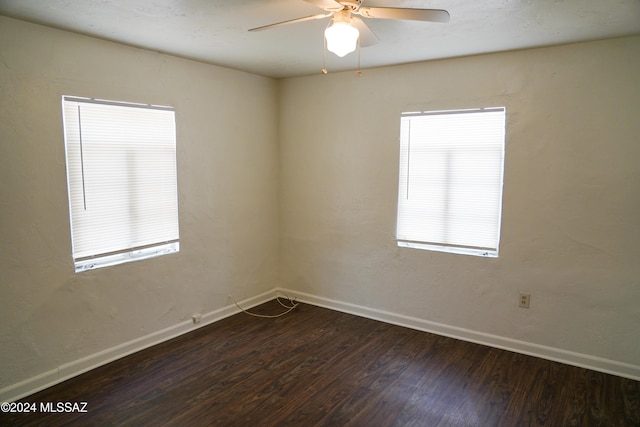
left=358, top=7, right=450, bottom=23
left=303, top=0, right=344, bottom=11
left=351, top=16, right=379, bottom=47
left=249, top=13, right=332, bottom=32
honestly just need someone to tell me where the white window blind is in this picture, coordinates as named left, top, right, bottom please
left=396, top=107, right=506, bottom=257
left=62, top=96, right=180, bottom=272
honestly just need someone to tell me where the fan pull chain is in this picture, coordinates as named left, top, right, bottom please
left=356, top=36, right=362, bottom=76
left=322, top=20, right=329, bottom=74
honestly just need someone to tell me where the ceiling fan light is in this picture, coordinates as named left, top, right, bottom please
left=325, top=21, right=359, bottom=57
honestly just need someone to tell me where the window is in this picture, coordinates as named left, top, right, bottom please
left=396, top=107, right=506, bottom=257
left=62, top=96, right=179, bottom=272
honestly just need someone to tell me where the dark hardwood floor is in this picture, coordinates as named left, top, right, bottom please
left=2, top=300, right=639, bottom=426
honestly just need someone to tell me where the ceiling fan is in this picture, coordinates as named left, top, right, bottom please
left=249, top=0, right=450, bottom=59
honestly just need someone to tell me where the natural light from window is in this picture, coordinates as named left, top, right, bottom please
left=396, top=107, right=506, bottom=257
left=62, top=96, right=180, bottom=272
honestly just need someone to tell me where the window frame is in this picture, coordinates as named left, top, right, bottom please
left=396, top=107, right=506, bottom=258
left=62, top=96, right=180, bottom=272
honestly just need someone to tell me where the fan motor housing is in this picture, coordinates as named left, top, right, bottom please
left=338, top=0, right=362, bottom=11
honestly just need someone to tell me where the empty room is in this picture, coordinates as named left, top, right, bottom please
left=1, top=0, right=639, bottom=425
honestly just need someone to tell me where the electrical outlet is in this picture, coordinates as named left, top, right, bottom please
left=518, top=293, right=531, bottom=309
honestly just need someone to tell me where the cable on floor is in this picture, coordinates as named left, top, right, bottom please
left=233, top=292, right=299, bottom=318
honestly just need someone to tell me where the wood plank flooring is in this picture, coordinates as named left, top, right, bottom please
left=2, top=300, right=639, bottom=426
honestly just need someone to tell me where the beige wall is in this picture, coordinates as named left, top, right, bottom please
left=279, top=37, right=640, bottom=367
left=0, top=17, right=279, bottom=391
left=2, top=14, right=639, bottom=396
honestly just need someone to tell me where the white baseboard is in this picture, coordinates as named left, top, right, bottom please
left=0, top=290, right=276, bottom=403
left=278, top=287, right=640, bottom=381
left=3, top=287, right=638, bottom=403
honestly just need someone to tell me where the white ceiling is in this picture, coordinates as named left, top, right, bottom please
left=1, top=0, right=639, bottom=79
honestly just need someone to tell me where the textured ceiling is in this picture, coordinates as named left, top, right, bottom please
left=1, top=0, right=639, bottom=78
